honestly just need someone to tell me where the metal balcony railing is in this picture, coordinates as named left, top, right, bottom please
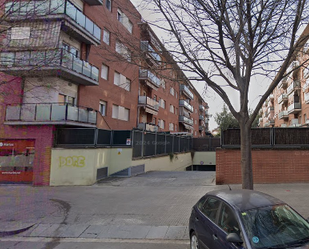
left=287, top=102, right=301, bottom=114
left=138, top=96, right=159, bottom=111
left=180, top=84, right=194, bottom=100
left=179, top=116, right=193, bottom=125
left=278, top=111, right=288, bottom=119
left=5, top=103, right=97, bottom=125
left=287, top=80, right=300, bottom=95
left=278, top=93, right=288, bottom=104
left=179, top=100, right=193, bottom=112
left=139, top=69, right=161, bottom=88
left=140, top=41, right=161, bottom=63
left=5, top=0, right=101, bottom=42
left=0, top=49, right=99, bottom=84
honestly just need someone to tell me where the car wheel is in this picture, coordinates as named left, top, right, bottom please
left=190, top=231, right=199, bottom=249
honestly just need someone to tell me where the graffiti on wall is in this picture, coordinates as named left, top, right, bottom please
left=59, top=156, right=85, bottom=168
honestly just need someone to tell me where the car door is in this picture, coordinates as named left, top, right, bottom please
left=195, top=196, right=222, bottom=249
left=213, top=202, right=246, bottom=249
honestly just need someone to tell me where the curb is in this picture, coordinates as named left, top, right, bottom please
left=0, top=224, right=35, bottom=237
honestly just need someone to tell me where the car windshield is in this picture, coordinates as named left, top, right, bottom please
left=241, top=204, right=309, bottom=249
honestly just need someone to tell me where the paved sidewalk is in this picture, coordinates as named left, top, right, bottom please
left=0, top=171, right=309, bottom=242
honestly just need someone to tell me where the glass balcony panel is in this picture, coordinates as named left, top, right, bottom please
left=6, top=105, right=20, bottom=120
left=36, top=104, right=51, bottom=121
left=93, top=24, right=101, bottom=40
left=66, top=1, right=76, bottom=20
left=19, top=1, right=33, bottom=17
left=15, top=51, right=30, bottom=66
left=46, top=50, right=60, bottom=66
left=50, top=0, right=65, bottom=14
left=21, top=105, right=35, bottom=121
left=82, top=62, right=91, bottom=78
left=51, top=105, right=66, bottom=120
left=85, top=17, right=93, bottom=34
left=72, top=57, right=83, bottom=73
left=35, top=0, right=49, bottom=15
left=62, top=50, right=73, bottom=68
left=78, top=109, right=88, bottom=122
left=67, top=106, right=78, bottom=121
left=1, top=52, right=15, bottom=66
left=76, top=9, right=86, bottom=27
left=91, top=67, right=99, bottom=81
left=88, top=111, right=96, bottom=124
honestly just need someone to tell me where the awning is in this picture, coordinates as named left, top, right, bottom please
left=145, top=107, right=158, bottom=115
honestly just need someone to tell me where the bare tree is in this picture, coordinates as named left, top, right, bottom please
left=141, top=0, right=309, bottom=189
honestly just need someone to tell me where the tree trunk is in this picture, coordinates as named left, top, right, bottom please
left=240, top=122, right=253, bottom=189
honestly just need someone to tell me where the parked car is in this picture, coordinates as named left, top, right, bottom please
left=189, top=189, right=309, bottom=249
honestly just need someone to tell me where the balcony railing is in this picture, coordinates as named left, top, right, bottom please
left=278, top=111, right=288, bottom=119
left=138, top=123, right=158, bottom=132
left=199, top=115, right=203, bottom=120
left=5, top=0, right=101, bottom=44
left=199, top=126, right=203, bottom=131
left=0, top=49, right=99, bottom=85
left=140, top=41, right=161, bottom=64
left=199, top=105, right=205, bottom=112
left=287, top=80, right=300, bottom=95
left=138, top=96, right=159, bottom=111
left=278, top=76, right=288, bottom=89
left=179, top=107, right=190, bottom=118
left=179, top=100, right=193, bottom=112
left=180, top=84, right=194, bottom=100
left=179, top=115, right=193, bottom=126
left=288, top=102, right=301, bottom=114
left=5, top=103, right=97, bottom=126
left=278, top=93, right=288, bottom=104
left=139, top=69, right=161, bottom=89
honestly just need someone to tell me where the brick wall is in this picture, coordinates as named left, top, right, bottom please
left=216, top=148, right=309, bottom=184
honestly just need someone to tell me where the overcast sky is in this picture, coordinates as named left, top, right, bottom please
left=130, top=0, right=267, bottom=131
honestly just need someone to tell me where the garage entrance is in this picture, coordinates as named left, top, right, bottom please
left=0, top=139, right=35, bottom=184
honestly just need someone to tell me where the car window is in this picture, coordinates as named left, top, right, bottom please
left=219, top=203, right=240, bottom=234
left=200, top=197, right=221, bottom=223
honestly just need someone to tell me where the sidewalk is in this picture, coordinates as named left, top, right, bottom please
left=0, top=171, right=308, bottom=241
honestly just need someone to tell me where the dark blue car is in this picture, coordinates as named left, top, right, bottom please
left=189, top=189, right=309, bottom=249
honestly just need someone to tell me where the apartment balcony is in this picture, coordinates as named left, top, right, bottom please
left=179, top=107, right=191, bottom=118
left=140, top=41, right=161, bottom=66
left=288, top=102, right=301, bottom=114
left=139, top=69, right=161, bottom=90
left=138, top=96, right=159, bottom=115
left=287, top=80, right=300, bottom=95
left=278, top=76, right=288, bottom=89
left=5, top=103, right=97, bottom=127
left=289, top=119, right=301, bottom=127
left=281, top=124, right=287, bottom=127
left=199, top=126, right=203, bottom=131
left=199, top=120, right=205, bottom=127
left=199, top=105, right=205, bottom=112
left=267, top=106, right=274, bottom=114
left=304, top=92, right=309, bottom=104
left=267, top=94, right=274, bottom=102
left=278, top=111, right=288, bottom=119
left=179, top=115, right=193, bottom=126
left=5, top=0, right=101, bottom=45
left=0, top=49, right=99, bottom=86
left=83, top=0, right=103, bottom=5
left=199, top=115, right=204, bottom=120
left=180, top=84, right=194, bottom=100
left=179, top=100, right=193, bottom=113
left=278, top=93, right=288, bottom=104
left=205, top=118, right=209, bottom=123
left=138, top=123, right=158, bottom=132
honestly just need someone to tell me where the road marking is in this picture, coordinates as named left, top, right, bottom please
left=0, top=237, right=189, bottom=245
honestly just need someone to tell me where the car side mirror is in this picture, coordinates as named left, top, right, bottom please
left=226, top=233, right=243, bottom=244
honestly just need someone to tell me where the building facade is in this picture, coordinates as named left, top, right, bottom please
left=0, top=0, right=210, bottom=185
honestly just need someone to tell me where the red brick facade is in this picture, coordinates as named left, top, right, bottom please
left=216, top=149, right=309, bottom=184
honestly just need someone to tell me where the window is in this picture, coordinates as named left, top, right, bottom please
left=106, top=0, right=111, bottom=11
left=195, top=120, right=197, bottom=125
left=99, top=101, right=107, bottom=116
left=161, top=79, right=166, bottom=89
left=160, top=99, right=166, bottom=109
left=170, top=87, right=175, bottom=96
left=62, top=42, right=79, bottom=58
left=115, top=41, right=131, bottom=61
left=103, top=29, right=110, bottom=45
left=169, top=105, right=174, bottom=113
left=11, top=27, right=30, bottom=40
left=114, top=72, right=130, bottom=91
left=112, top=104, right=129, bottom=121
left=200, top=197, right=221, bottom=223
left=101, top=64, right=109, bottom=80
left=154, top=95, right=157, bottom=101
left=219, top=203, right=240, bottom=234
left=169, top=123, right=174, bottom=131
left=117, top=9, right=133, bottom=33
left=152, top=117, right=156, bottom=124
left=58, top=93, right=75, bottom=105
left=158, top=119, right=165, bottom=129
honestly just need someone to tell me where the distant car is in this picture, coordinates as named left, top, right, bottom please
left=189, top=189, right=309, bottom=249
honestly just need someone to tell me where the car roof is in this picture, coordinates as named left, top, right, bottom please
left=205, top=189, right=284, bottom=212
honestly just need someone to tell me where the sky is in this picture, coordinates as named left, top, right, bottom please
left=130, top=0, right=267, bottom=131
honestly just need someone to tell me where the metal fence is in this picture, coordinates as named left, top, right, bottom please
left=132, top=129, right=193, bottom=158
left=192, top=137, right=221, bottom=151
left=222, top=128, right=309, bottom=148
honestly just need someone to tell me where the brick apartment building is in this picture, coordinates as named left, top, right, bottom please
left=259, top=42, right=309, bottom=128
left=0, top=0, right=210, bottom=185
